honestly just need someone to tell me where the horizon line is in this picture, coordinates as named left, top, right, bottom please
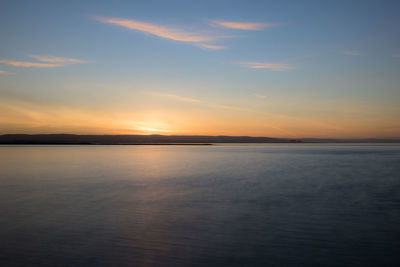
left=1, top=133, right=399, bottom=141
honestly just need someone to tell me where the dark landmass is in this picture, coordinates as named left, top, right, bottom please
left=301, top=138, right=400, bottom=143
left=0, top=134, right=399, bottom=145
left=0, top=134, right=299, bottom=145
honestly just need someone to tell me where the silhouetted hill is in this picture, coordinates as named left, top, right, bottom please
left=300, top=138, right=400, bottom=143
left=1, top=134, right=398, bottom=145
left=0, top=134, right=300, bottom=145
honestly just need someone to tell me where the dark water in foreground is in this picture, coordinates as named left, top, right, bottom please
left=0, top=144, right=400, bottom=267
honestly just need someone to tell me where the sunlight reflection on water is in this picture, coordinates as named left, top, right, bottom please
left=0, top=144, right=400, bottom=266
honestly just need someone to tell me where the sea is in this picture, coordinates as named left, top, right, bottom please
left=0, top=144, right=399, bottom=266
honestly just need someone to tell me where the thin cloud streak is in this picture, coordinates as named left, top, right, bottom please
left=342, top=51, right=360, bottom=56
left=197, top=43, right=226, bottom=50
left=211, top=20, right=276, bottom=30
left=94, top=17, right=219, bottom=43
left=0, top=70, right=15, bottom=75
left=392, top=54, right=400, bottom=58
left=149, top=92, right=335, bottom=138
left=149, top=92, right=300, bottom=137
left=29, top=55, right=88, bottom=64
left=254, top=93, right=267, bottom=99
left=239, top=62, right=293, bottom=71
left=150, top=92, right=203, bottom=104
left=0, top=59, right=61, bottom=68
left=149, top=92, right=250, bottom=112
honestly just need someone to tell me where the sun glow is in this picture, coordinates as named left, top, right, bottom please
left=132, top=121, right=172, bottom=134
left=137, top=127, right=171, bottom=133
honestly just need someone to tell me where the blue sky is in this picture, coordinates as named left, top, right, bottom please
left=0, top=0, right=399, bottom=137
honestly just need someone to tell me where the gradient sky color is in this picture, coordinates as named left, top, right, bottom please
left=1, top=0, right=399, bottom=138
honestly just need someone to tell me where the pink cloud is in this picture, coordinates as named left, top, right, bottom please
left=0, top=59, right=61, bottom=68
left=94, top=17, right=218, bottom=43
left=0, top=70, right=15, bottom=75
left=211, top=20, right=276, bottom=30
left=29, top=55, right=88, bottom=64
left=239, top=62, right=293, bottom=71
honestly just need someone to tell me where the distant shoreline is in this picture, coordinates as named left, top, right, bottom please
left=0, top=134, right=300, bottom=145
left=0, top=143, right=214, bottom=146
left=0, top=134, right=399, bottom=145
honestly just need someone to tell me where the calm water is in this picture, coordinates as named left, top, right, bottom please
left=1, top=144, right=400, bottom=266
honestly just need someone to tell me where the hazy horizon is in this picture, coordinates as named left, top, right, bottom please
left=1, top=1, right=400, bottom=138
left=1, top=133, right=400, bottom=141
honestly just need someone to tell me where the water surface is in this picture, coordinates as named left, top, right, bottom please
left=1, top=144, right=400, bottom=266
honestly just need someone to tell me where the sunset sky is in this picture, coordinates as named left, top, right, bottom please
left=1, top=0, right=399, bottom=138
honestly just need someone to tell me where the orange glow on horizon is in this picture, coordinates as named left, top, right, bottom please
left=0, top=97, right=399, bottom=139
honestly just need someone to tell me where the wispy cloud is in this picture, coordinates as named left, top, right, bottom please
left=238, top=62, right=293, bottom=71
left=211, top=20, right=276, bottom=30
left=392, top=54, right=400, bottom=58
left=94, top=17, right=227, bottom=50
left=342, top=51, right=360, bottom=56
left=0, top=70, right=15, bottom=75
left=29, top=55, right=88, bottom=64
left=254, top=93, right=267, bottom=99
left=0, top=59, right=61, bottom=68
left=94, top=17, right=220, bottom=42
left=148, top=92, right=330, bottom=137
left=0, top=55, right=88, bottom=68
left=149, top=92, right=250, bottom=112
left=151, top=92, right=203, bottom=104
left=197, top=43, right=226, bottom=50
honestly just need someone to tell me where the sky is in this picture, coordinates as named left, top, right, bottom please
left=0, top=0, right=399, bottom=138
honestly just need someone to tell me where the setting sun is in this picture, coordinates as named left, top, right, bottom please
left=1, top=2, right=400, bottom=267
